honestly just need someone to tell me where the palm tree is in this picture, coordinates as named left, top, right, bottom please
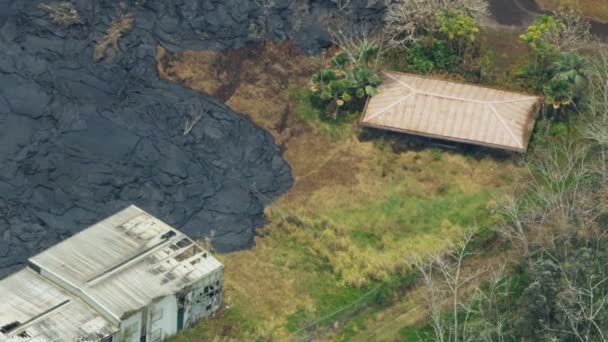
left=543, top=52, right=590, bottom=109
left=550, top=52, right=590, bottom=91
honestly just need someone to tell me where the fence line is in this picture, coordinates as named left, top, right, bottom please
left=290, top=284, right=382, bottom=338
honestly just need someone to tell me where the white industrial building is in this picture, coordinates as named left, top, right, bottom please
left=0, top=205, right=224, bottom=342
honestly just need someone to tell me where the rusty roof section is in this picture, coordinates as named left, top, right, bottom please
left=360, top=71, right=541, bottom=152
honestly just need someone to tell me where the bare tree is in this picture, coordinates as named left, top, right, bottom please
left=333, top=0, right=351, bottom=11
left=254, top=0, right=276, bottom=41
left=409, top=230, right=488, bottom=342
left=384, top=0, right=489, bottom=46
left=527, top=141, right=592, bottom=223
left=328, top=20, right=390, bottom=68
left=183, top=111, right=204, bottom=136
left=538, top=249, right=608, bottom=342
left=552, top=11, right=594, bottom=53
left=585, top=49, right=608, bottom=177
left=496, top=194, right=534, bottom=257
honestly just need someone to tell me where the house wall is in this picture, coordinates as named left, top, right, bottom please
left=111, top=267, right=224, bottom=342
left=117, top=313, right=141, bottom=342
left=148, top=294, right=179, bottom=341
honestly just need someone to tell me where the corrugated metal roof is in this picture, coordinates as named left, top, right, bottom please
left=0, top=269, right=117, bottom=342
left=360, top=71, right=541, bottom=152
left=29, top=205, right=223, bottom=323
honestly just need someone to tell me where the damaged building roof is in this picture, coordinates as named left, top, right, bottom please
left=0, top=268, right=117, bottom=342
left=29, top=205, right=223, bottom=324
left=0, top=205, right=223, bottom=340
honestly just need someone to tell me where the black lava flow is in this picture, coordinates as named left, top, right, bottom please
left=0, top=0, right=379, bottom=278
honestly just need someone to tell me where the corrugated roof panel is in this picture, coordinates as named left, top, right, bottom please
left=28, top=206, right=223, bottom=322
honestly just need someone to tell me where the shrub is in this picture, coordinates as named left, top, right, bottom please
left=431, top=147, right=443, bottom=161
left=310, top=44, right=382, bottom=118
left=549, top=122, right=568, bottom=137
left=405, top=39, right=460, bottom=74
left=397, top=9, right=480, bottom=77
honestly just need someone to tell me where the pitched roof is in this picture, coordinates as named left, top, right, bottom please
left=360, top=71, right=541, bottom=152
left=28, top=205, right=223, bottom=324
left=0, top=269, right=117, bottom=342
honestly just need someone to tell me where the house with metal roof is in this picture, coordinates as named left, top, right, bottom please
left=0, top=205, right=223, bottom=342
left=360, top=71, right=541, bottom=152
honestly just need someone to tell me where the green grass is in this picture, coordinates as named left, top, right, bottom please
left=400, top=326, right=435, bottom=341
left=285, top=269, right=378, bottom=333
left=323, top=185, right=494, bottom=238
left=290, top=89, right=359, bottom=141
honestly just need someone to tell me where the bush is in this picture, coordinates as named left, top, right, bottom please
left=310, top=45, right=382, bottom=119
left=549, top=122, right=568, bottom=137
left=396, top=9, right=481, bottom=77
left=405, top=39, right=460, bottom=74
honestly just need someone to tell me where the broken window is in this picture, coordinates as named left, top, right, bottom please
left=0, top=321, right=20, bottom=334
left=174, top=245, right=202, bottom=262
left=176, top=238, right=192, bottom=249
left=161, top=231, right=177, bottom=240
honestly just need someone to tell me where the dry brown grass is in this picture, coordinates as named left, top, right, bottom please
left=94, top=13, right=133, bottom=62
left=536, top=0, right=608, bottom=23
left=39, top=2, right=81, bottom=27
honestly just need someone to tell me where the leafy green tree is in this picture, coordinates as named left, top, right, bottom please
left=438, top=9, right=480, bottom=58
left=405, top=39, right=460, bottom=74
left=310, top=45, right=381, bottom=118
left=518, top=15, right=564, bottom=91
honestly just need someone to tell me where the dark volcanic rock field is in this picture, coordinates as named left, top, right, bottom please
left=0, top=0, right=383, bottom=277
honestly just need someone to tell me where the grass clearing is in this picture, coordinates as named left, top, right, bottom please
left=161, top=41, right=524, bottom=340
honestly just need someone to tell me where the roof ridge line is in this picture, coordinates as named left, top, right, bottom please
left=383, top=71, right=417, bottom=92
left=488, top=103, right=524, bottom=149
left=364, top=92, right=416, bottom=122
left=384, top=71, right=537, bottom=105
